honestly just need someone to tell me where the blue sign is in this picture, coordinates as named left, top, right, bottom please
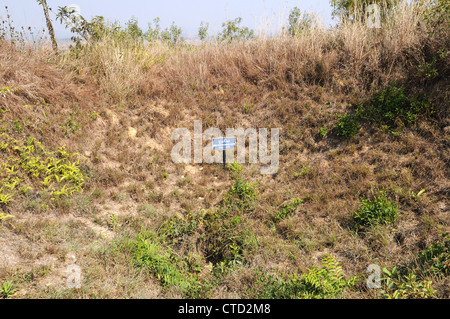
left=213, top=138, right=236, bottom=150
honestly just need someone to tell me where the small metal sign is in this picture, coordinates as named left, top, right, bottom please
left=212, top=138, right=236, bottom=151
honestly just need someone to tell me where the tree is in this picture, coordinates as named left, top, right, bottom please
left=218, top=17, right=254, bottom=43
left=330, top=0, right=398, bottom=22
left=37, top=0, right=58, bottom=53
left=287, top=7, right=317, bottom=36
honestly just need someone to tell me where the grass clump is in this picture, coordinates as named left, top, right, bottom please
left=353, top=191, right=398, bottom=229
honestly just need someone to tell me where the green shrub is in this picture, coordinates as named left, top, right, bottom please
left=357, top=83, right=434, bottom=129
left=419, top=233, right=450, bottom=276
left=381, top=267, right=436, bottom=299
left=334, top=114, right=359, bottom=138
left=353, top=191, right=398, bottom=228
left=273, top=198, right=303, bottom=222
left=248, top=255, right=357, bottom=299
left=132, top=233, right=203, bottom=297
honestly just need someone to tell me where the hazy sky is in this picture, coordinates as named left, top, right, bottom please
left=0, top=0, right=334, bottom=39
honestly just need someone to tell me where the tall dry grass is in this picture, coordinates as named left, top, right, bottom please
left=58, top=0, right=447, bottom=111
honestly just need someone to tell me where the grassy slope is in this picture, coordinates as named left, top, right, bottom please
left=0, top=3, right=449, bottom=299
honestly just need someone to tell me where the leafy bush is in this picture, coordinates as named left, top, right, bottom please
left=203, top=176, right=257, bottom=266
left=357, top=83, right=434, bottom=128
left=248, top=255, right=357, bottom=299
left=419, top=233, right=450, bottom=276
left=132, top=233, right=203, bottom=297
left=353, top=191, right=398, bottom=228
left=381, top=267, right=436, bottom=299
left=223, top=177, right=258, bottom=214
left=334, top=114, right=359, bottom=138
left=0, top=280, right=16, bottom=298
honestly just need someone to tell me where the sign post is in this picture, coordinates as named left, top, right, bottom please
left=212, top=138, right=236, bottom=169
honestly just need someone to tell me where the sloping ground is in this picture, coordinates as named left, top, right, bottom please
left=0, top=20, right=449, bottom=299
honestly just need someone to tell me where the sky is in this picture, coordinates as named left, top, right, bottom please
left=0, top=0, right=335, bottom=40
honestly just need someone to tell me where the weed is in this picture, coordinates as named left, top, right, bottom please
left=273, top=198, right=303, bottom=222
left=319, top=125, right=328, bottom=138
left=353, top=191, right=398, bottom=229
left=419, top=233, right=450, bottom=276
left=381, top=267, right=436, bottom=299
left=334, top=114, right=359, bottom=138
left=248, top=255, right=357, bottom=299
left=0, top=280, right=17, bottom=299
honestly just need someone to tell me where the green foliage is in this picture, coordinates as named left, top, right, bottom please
left=218, top=17, right=254, bottom=43
left=319, top=125, right=328, bottom=138
left=273, top=198, right=303, bottom=222
left=248, top=255, right=357, bottom=299
left=62, top=117, right=80, bottom=137
left=357, top=83, right=434, bottom=129
left=419, top=233, right=450, bottom=276
left=423, top=0, right=450, bottom=34
left=0, top=280, right=17, bottom=299
left=334, top=114, right=359, bottom=138
left=223, top=177, right=258, bottom=213
left=132, top=233, right=203, bottom=297
left=381, top=267, right=436, bottom=299
left=159, top=213, right=202, bottom=247
left=0, top=133, right=85, bottom=205
left=198, top=21, right=209, bottom=41
left=294, top=164, right=310, bottom=178
left=287, top=7, right=316, bottom=36
left=353, top=191, right=398, bottom=229
left=417, top=57, right=439, bottom=80
left=0, top=212, right=14, bottom=221
left=203, top=175, right=257, bottom=266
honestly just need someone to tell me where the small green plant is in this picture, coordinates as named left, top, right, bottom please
left=227, top=161, right=243, bottom=176
left=248, top=255, right=357, bottom=299
left=198, top=21, right=209, bottom=41
left=381, top=267, right=436, bottom=299
left=132, top=233, right=203, bottom=297
left=62, top=117, right=81, bottom=137
left=411, top=189, right=426, bottom=201
left=294, top=165, right=310, bottom=178
left=0, top=212, right=14, bottom=221
left=273, top=198, right=303, bottom=222
left=357, top=83, right=434, bottom=129
left=353, top=191, right=398, bottom=229
left=0, top=280, right=17, bottom=299
left=12, top=120, right=22, bottom=133
left=334, top=114, right=359, bottom=138
left=419, top=233, right=450, bottom=276
left=319, top=125, right=328, bottom=138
